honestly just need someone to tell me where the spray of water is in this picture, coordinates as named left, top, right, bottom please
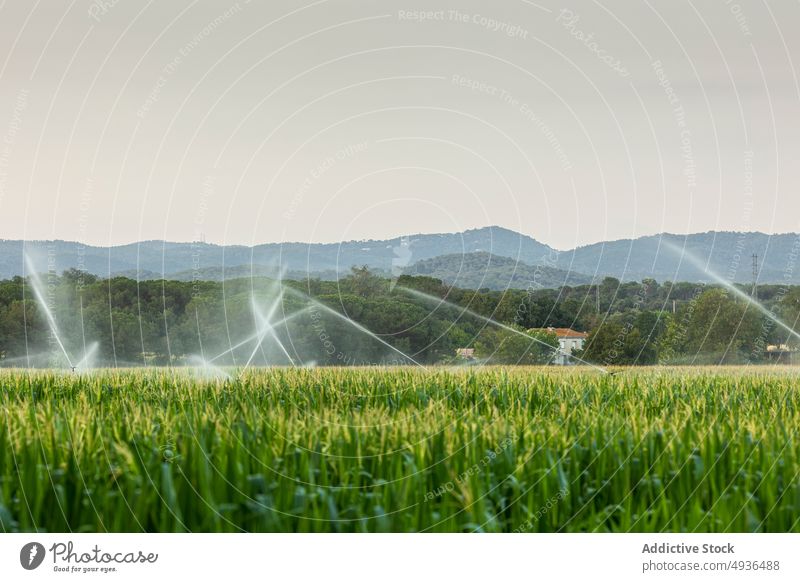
left=241, top=289, right=293, bottom=370
left=663, top=240, right=800, bottom=343
left=207, top=306, right=312, bottom=364
left=79, top=295, right=88, bottom=362
left=397, top=286, right=610, bottom=373
left=23, top=254, right=74, bottom=368
left=16, top=255, right=629, bottom=373
left=187, top=355, right=231, bottom=379
left=0, top=353, right=54, bottom=367
left=284, top=287, right=425, bottom=368
left=74, top=342, right=99, bottom=371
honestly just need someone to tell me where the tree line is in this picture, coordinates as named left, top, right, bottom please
left=0, top=267, right=798, bottom=367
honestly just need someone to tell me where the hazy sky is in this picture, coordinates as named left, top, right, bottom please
left=0, top=0, right=798, bottom=249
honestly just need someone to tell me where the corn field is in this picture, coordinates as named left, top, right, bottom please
left=1, top=367, right=799, bottom=532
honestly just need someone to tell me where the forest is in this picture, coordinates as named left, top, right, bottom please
left=0, top=266, right=798, bottom=367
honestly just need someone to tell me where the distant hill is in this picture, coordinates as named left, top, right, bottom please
left=557, top=231, right=800, bottom=284
left=406, top=252, right=590, bottom=290
left=4, top=227, right=799, bottom=286
left=2, top=226, right=554, bottom=281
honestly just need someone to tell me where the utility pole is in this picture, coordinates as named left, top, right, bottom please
left=752, top=253, right=759, bottom=300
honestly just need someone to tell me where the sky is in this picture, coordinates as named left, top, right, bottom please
left=0, top=0, right=798, bottom=250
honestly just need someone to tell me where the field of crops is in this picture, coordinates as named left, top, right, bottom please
left=1, top=366, right=799, bottom=532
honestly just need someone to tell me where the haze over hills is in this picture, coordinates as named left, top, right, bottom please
left=4, top=227, right=799, bottom=288
left=406, top=252, right=591, bottom=290
left=557, top=231, right=800, bottom=284
left=0, top=226, right=554, bottom=282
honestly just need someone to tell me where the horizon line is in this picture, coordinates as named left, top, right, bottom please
left=1, top=226, right=798, bottom=253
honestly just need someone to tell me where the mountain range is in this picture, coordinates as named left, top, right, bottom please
left=5, top=227, right=799, bottom=289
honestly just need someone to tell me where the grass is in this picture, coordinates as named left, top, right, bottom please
left=1, top=366, right=799, bottom=532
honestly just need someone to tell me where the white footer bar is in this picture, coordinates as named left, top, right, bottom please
left=1, top=534, right=797, bottom=581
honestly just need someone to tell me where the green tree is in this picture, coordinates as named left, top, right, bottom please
left=474, top=326, right=558, bottom=364
left=580, top=318, right=641, bottom=365
left=659, top=289, right=763, bottom=364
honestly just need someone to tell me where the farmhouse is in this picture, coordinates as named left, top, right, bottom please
left=530, top=327, right=588, bottom=365
left=765, top=344, right=798, bottom=364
